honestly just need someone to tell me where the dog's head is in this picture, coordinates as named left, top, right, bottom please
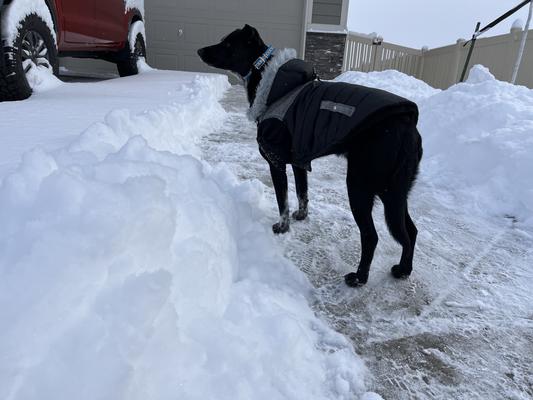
left=197, top=24, right=266, bottom=77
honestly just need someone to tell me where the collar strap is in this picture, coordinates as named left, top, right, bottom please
left=242, top=45, right=275, bottom=83
left=253, top=45, right=275, bottom=70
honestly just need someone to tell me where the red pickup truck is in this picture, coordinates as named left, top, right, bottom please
left=0, top=0, right=146, bottom=101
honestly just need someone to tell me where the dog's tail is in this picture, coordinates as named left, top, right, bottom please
left=386, top=118, right=422, bottom=196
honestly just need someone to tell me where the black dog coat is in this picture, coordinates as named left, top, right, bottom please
left=248, top=49, right=419, bottom=171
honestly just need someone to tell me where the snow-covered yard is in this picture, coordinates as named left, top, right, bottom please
left=1, top=65, right=532, bottom=400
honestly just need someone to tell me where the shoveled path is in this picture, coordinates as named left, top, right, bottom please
left=201, top=85, right=533, bottom=400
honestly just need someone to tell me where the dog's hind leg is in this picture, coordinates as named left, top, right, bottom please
left=344, top=181, right=378, bottom=287
left=405, top=207, right=418, bottom=256
left=379, top=190, right=416, bottom=279
left=292, top=165, right=309, bottom=221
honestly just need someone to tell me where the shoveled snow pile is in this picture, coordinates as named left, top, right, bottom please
left=338, top=66, right=533, bottom=228
left=0, top=74, right=369, bottom=399
left=335, top=69, right=441, bottom=103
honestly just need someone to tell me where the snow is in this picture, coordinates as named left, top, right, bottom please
left=337, top=66, right=533, bottom=229
left=124, top=0, right=144, bottom=16
left=1, top=0, right=57, bottom=46
left=335, top=69, right=441, bottom=103
left=203, top=79, right=533, bottom=399
left=0, top=71, right=224, bottom=176
left=137, top=57, right=153, bottom=73
left=1, top=60, right=532, bottom=399
left=0, top=71, right=371, bottom=399
left=128, top=20, right=146, bottom=51
left=25, top=64, right=63, bottom=91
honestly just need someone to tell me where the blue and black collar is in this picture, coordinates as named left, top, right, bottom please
left=242, top=45, right=275, bottom=83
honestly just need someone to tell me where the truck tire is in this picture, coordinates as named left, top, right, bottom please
left=0, top=14, right=58, bottom=102
left=116, top=32, right=146, bottom=77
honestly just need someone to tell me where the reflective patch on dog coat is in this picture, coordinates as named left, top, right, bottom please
left=320, top=101, right=356, bottom=117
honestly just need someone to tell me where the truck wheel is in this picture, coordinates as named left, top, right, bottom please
left=117, top=32, right=146, bottom=77
left=0, top=14, right=58, bottom=102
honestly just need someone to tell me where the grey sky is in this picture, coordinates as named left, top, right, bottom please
left=348, top=0, right=531, bottom=49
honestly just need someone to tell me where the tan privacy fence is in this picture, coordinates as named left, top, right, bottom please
left=343, top=28, right=533, bottom=89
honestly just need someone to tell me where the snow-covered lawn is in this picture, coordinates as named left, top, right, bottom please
left=1, top=64, right=532, bottom=400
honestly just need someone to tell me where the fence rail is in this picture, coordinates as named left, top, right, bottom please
left=342, top=28, right=533, bottom=89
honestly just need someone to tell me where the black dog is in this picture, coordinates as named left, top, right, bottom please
left=198, top=25, right=423, bottom=287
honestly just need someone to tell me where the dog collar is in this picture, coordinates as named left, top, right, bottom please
left=254, top=45, right=275, bottom=70
left=242, top=45, right=275, bottom=83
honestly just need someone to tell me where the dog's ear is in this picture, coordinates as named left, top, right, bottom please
left=243, top=24, right=263, bottom=45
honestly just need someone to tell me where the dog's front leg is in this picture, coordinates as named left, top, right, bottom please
left=269, top=162, right=290, bottom=234
left=292, top=165, right=308, bottom=221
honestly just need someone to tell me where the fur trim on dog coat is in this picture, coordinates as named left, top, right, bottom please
left=251, top=49, right=419, bottom=171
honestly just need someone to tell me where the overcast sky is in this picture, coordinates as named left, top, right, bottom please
left=348, top=0, right=532, bottom=49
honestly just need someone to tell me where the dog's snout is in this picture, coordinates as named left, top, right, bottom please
left=197, top=48, right=205, bottom=59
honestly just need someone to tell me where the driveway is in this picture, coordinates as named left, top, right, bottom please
left=201, top=85, right=533, bottom=400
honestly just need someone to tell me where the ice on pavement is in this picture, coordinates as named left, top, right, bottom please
left=0, top=72, right=370, bottom=399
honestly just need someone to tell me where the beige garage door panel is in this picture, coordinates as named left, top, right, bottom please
left=145, top=0, right=305, bottom=73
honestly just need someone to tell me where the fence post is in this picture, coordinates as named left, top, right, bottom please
left=509, top=26, right=523, bottom=81
left=450, top=38, right=466, bottom=85
left=371, top=36, right=383, bottom=71
left=417, top=46, right=428, bottom=80
left=342, top=35, right=350, bottom=72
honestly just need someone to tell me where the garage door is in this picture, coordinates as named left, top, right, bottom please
left=145, top=0, right=305, bottom=73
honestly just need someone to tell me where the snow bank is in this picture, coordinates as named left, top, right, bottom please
left=1, top=0, right=57, bottom=45
left=337, top=66, right=533, bottom=228
left=0, top=74, right=369, bottom=399
left=420, top=65, right=533, bottom=227
left=335, top=69, right=440, bottom=103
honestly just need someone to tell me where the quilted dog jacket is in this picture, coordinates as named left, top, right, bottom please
left=249, top=49, right=419, bottom=171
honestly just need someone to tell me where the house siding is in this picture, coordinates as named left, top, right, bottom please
left=311, top=0, right=342, bottom=25
left=59, top=0, right=307, bottom=78
left=145, top=0, right=306, bottom=73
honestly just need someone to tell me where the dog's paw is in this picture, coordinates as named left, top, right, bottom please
left=292, top=208, right=308, bottom=221
left=391, top=265, right=412, bottom=279
left=344, top=271, right=368, bottom=287
left=272, top=221, right=290, bottom=234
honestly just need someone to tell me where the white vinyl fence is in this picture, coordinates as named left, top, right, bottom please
left=343, top=33, right=423, bottom=77
left=343, top=27, right=533, bottom=89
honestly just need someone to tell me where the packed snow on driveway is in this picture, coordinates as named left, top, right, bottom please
left=0, top=63, right=532, bottom=400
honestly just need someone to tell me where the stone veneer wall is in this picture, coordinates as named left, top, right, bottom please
left=304, top=32, right=347, bottom=80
